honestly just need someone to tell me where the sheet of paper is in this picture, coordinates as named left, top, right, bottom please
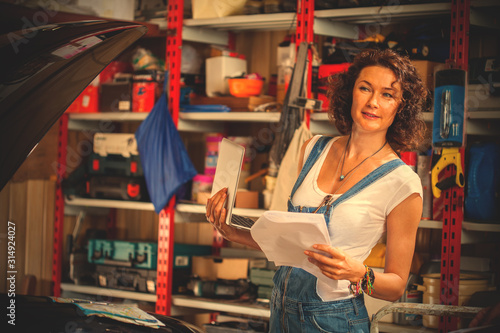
left=250, top=210, right=335, bottom=286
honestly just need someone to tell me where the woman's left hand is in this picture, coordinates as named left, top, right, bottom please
left=305, top=244, right=365, bottom=283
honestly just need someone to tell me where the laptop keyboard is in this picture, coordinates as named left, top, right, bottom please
left=232, top=214, right=255, bottom=228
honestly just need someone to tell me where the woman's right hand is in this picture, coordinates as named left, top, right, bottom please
left=205, top=187, right=235, bottom=241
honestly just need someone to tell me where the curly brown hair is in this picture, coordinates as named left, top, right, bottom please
left=327, top=48, right=431, bottom=152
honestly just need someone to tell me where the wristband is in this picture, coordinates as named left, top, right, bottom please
left=349, top=265, right=375, bottom=296
left=362, top=266, right=375, bottom=295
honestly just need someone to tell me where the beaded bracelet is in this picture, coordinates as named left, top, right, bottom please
left=349, top=265, right=375, bottom=296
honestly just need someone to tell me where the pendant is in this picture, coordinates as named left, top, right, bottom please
left=340, top=175, right=345, bottom=181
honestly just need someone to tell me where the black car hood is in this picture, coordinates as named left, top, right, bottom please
left=0, top=18, right=146, bottom=191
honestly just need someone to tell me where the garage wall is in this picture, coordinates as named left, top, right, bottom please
left=0, top=179, right=55, bottom=296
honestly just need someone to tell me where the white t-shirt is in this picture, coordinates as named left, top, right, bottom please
left=291, top=135, right=423, bottom=301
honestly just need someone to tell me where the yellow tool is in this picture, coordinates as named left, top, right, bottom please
left=431, top=148, right=465, bottom=198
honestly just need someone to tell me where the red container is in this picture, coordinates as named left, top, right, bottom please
left=66, top=85, right=99, bottom=113
left=401, top=151, right=418, bottom=172
left=132, top=81, right=157, bottom=112
left=317, top=63, right=350, bottom=111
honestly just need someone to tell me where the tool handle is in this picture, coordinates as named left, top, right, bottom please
left=431, top=148, right=465, bottom=198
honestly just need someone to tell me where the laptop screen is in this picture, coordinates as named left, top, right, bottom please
left=210, top=138, right=245, bottom=225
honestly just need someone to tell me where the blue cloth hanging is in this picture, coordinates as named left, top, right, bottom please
left=135, top=83, right=197, bottom=214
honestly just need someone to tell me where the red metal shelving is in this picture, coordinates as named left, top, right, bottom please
left=155, top=0, right=185, bottom=316
left=52, top=114, right=69, bottom=297
left=439, top=0, right=470, bottom=332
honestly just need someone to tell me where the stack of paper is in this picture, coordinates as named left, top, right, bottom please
left=250, top=210, right=334, bottom=285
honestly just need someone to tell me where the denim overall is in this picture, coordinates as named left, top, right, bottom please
left=269, top=136, right=404, bottom=333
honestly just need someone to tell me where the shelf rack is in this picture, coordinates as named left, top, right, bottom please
left=438, top=0, right=469, bottom=331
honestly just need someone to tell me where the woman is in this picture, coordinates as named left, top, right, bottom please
left=206, top=48, right=430, bottom=332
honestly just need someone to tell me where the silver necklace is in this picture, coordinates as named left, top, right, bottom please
left=314, top=136, right=387, bottom=213
left=338, top=134, right=387, bottom=181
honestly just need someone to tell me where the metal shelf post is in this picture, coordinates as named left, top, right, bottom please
left=296, top=0, right=314, bottom=44
left=52, top=114, right=69, bottom=297
left=156, top=200, right=176, bottom=316
left=155, top=0, right=184, bottom=316
left=439, top=1, right=470, bottom=332
left=296, top=0, right=315, bottom=126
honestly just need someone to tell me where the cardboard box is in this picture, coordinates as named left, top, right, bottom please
left=248, top=95, right=275, bottom=111
left=235, top=190, right=259, bottom=209
left=196, top=191, right=211, bottom=205
left=192, top=256, right=249, bottom=280
left=411, top=60, right=444, bottom=90
left=76, top=0, right=135, bottom=21
left=191, top=0, right=246, bottom=19
left=175, top=222, right=214, bottom=246
left=197, top=222, right=215, bottom=246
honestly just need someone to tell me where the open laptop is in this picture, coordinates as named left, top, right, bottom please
left=210, top=138, right=256, bottom=230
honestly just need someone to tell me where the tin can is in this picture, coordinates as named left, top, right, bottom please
left=132, top=81, right=157, bottom=112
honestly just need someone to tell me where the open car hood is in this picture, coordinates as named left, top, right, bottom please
left=0, top=18, right=147, bottom=191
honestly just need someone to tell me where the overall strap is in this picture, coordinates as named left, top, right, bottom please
left=330, top=159, right=405, bottom=211
left=289, top=136, right=333, bottom=199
